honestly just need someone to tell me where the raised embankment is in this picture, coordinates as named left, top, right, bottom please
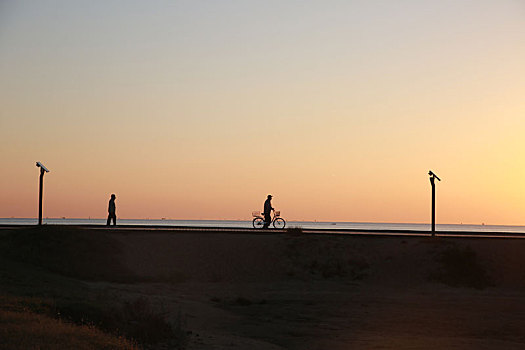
left=2, top=225, right=525, bottom=289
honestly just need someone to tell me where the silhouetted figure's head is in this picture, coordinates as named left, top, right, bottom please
left=111, top=194, right=116, bottom=200
left=267, top=194, right=272, bottom=199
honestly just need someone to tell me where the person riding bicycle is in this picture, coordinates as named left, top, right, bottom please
left=263, top=194, right=274, bottom=228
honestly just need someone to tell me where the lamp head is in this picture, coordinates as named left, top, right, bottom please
left=428, top=170, right=441, bottom=181
left=36, top=162, right=50, bottom=173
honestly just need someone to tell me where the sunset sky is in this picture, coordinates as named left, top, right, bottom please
left=1, top=0, right=524, bottom=224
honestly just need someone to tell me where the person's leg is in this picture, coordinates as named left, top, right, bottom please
left=111, top=214, right=116, bottom=225
left=107, top=214, right=111, bottom=225
left=263, top=213, right=271, bottom=228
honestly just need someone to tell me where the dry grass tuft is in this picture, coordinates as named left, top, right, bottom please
left=430, top=245, right=494, bottom=289
left=57, top=296, right=188, bottom=347
left=0, top=295, right=138, bottom=350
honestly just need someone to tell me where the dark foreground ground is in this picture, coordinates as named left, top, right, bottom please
left=1, top=226, right=525, bottom=349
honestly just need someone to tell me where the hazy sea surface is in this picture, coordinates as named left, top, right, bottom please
left=2, top=218, right=525, bottom=233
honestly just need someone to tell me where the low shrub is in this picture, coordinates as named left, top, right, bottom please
left=430, top=245, right=493, bottom=289
left=57, top=296, right=188, bottom=347
left=0, top=294, right=138, bottom=350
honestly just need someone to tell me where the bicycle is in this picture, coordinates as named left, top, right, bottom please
left=252, top=210, right=286, bottom=229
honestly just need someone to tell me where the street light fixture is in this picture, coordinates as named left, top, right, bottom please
left=428, top=170, right=441, bottom=236
left=36, top=162, right=50, bottom=225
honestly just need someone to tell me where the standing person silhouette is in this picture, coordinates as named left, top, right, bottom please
left=107, top=194, right=117, bottom=226
left=263, top=194, right=274, bottom=229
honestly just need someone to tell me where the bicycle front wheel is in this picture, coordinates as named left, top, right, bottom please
left=273, top=218, right=286, bottom=229
left=253, top=217, right=265, bottom=229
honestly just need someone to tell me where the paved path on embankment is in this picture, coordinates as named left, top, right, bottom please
left=2, top=224, right=525, bottom=239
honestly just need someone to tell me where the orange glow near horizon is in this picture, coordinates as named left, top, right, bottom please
left=1, top=1, right=524, bottom=225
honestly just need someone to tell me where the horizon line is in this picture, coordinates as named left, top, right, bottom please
left=1, top=217, right=524, bottom=227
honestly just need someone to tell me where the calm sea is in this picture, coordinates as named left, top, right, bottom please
left=1, top=218, right=525, bottom=233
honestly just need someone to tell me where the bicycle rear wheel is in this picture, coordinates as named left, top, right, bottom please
left=273, top=218, right=286, bottom=229
left=253, top=217, right=265, bottom=229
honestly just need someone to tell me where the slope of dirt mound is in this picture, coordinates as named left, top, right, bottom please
left=0, top=226, right=135, bottom=282
left=112, top=231, right=525, bottom=289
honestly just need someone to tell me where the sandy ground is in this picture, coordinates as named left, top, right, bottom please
left=85, top=230, right=525, bottom=349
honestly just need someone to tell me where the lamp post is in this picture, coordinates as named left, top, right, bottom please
left=36, top=162, right=50, bottom=225
left=428, top=170, right=441, bottom=236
